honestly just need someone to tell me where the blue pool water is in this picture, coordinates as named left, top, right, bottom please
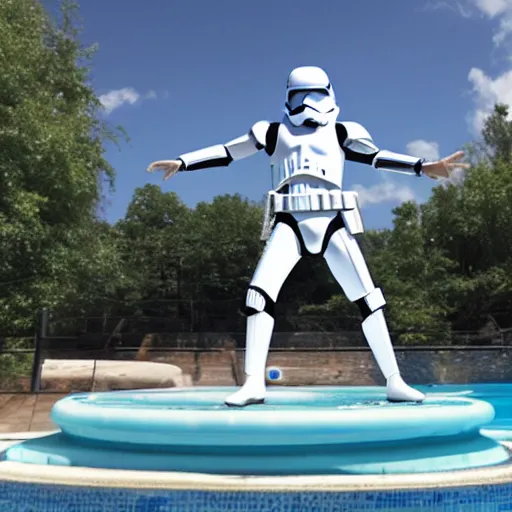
left=417, top=382, right=512, bottom=436
left=2, top=382, right=512, bottom=511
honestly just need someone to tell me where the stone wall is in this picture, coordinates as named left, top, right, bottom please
left=131, top=348, right=512, bottom=387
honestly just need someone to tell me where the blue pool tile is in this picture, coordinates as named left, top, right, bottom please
left=0, top=481, right=512, bottom=511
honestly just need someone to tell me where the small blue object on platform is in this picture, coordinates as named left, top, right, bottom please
left=5, top=386, right=510, bottom=475
left=267, top=367, right=282, bottom=381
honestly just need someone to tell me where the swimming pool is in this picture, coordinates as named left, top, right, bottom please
left=2, top=382, right=512, bottom=511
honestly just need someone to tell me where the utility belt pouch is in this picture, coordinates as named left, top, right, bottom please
left=341, top=191, right=364, bottom=235
left=260, top=192, right=276, bottom=241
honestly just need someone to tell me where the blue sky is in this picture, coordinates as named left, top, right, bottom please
left=46, top=0, right=512, bottom=229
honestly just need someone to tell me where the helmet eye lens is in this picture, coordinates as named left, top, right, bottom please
left=288, top=91, right=309, bottom=110
left=302, top=91, right=335, bottom=113
left=288, top=89, right=334, bottom=116
left=288, top=89, right=328, bottom=107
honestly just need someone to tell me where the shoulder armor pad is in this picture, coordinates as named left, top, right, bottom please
left=340, top=121, right=373, bottom=141
left=250, top=120, right=271, bottom=149
left=339, top=121, right=379, bottom=155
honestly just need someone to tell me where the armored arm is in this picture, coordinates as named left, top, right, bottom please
left=336, top=122, right=424, bottom=176
left=177, top=121, right=271, bottom=172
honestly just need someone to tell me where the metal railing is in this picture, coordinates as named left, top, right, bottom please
left=0, top=305, right=510, bottom=394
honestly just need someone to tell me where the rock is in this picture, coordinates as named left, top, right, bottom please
left=40, top=359, right=191, bottom=392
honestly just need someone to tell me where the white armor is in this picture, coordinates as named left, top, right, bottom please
left=178, top=122, right=268, bottom=171
left=174, top=66, right=426, bottom=407
left=270, top=120, right=343, bottom=190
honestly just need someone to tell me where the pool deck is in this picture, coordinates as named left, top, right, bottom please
left=0, top=394, right=63, bottom=434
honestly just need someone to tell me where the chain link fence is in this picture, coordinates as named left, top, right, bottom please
left=1, top=301, right=512, bottom=393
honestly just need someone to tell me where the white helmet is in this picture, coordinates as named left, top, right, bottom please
left=284, top=66, right=339, bottom=127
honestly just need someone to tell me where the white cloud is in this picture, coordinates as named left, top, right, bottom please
left=353, top=182, right=417, bottom=208
left=444, top=167, right=467, bottom=186
left=425, top=0, right=512, bottom=46
left=441, top=1, right=512, bottom=133
left=467, top=67, right=512, bottom=132
left=406, top=140, right=441, bottom=161
left=98, top=88, right=161, bottom=115
left=422, top=1, right=472, bottom=17
left=99, top=87, right=140, bottom=115
left=423, top=1, right=512, bottom=137
left=473, top=0, right=511, bottom=17
left=471, top=0, right=512, bottom=46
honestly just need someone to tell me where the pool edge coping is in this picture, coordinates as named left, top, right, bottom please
left=1, top=441, right=512, bottom=493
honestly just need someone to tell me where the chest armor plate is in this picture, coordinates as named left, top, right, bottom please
left=269, top=120, right=345, bottom=191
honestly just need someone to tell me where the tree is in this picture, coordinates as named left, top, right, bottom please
left=421, top=155, right=512, bottom=330
left=0, top=0, right=124, bottom=334
left=371, top=202, right=454, bottom=343
left=181, top=194, right=264, bottom=330
left=482, top=103, right=512, bottom=165
left=187, top=194, right=263, bottom=295
left=116, top=185, right=192, bottom=321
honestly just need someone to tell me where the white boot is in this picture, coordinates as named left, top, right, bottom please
left=224, top=375, right=266, bottom=407
left=386, top=373, right=425, bottom=402
left=362, top=309, right=425, bottom=403
left=225, top=311, right=274, bottom=407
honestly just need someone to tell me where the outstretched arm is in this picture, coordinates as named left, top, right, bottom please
left=336, top=122, right=469, bottom=179
left=336, top=122, right=423, bottom=175
left=147, top=121, right=270, bottom=180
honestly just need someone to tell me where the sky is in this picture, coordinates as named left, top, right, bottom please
left=44, top=0, right=512, bottom=229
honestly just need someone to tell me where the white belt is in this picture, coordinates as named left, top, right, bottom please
left=260, top=189, right=364, bottom=241
left=269, top=189, right=359, bottom=213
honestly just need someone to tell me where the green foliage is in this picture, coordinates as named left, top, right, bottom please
left=184, top=194, right=263, bottom=301
left=0, top=0, right=123, bottom=335
left=368, top=202, right=455, bottom=344
left=0, top=338, right=33, bottom=390
left=482, top=103, right=512, bottom=164
left=117, top=184, right=192, bottom=304
left=420, top=133, right=512, bottom=330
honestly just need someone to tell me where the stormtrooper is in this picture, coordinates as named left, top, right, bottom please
left=147, top=66, right=469, bottom=407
